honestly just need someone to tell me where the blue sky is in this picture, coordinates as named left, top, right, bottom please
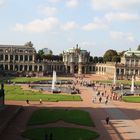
left=0, top=0, right=140, bottom=56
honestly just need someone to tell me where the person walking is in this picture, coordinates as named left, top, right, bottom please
left=40, top=98, right=42, bottom=104
left=105, top=116, right=110, bottom=124
left=105, top=98, right=108, bottom=104
left=99, top=97, right=102, bottom=103
left=26, top=99, right=29, bottom=104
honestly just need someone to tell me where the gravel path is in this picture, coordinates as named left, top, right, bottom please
left=1, top=75, right=140, bottom=140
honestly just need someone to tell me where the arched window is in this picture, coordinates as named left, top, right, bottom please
left=20, top=55, right=23, bottom=61
left=39, top=66, right=42, bottom=71
left=15, top=65, right=18, bottom=71
left=5, top=65, right=8, bottom=70
left=10, top=65, right=13, bottom=71
left=20, top=65, right=23, bottom=71
left=29, top=65, right=32, bottom=71
left=34, top=65, right=38, bottom=71
left=15, top=55, right=18, bottom=61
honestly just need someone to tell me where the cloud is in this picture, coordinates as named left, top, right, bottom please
left=110, top=31, right=134, bottom=42
left=39, top=5, right=57, bottom=16
left=62, top=21, right=78, bottom=30
left=82, top=17, right=108, bottom=31
left=13, top=17, right=59, bottom=33
left=91, top=0, right=140, bottom=11
left=0, top=0, right=6, bottom=6
left=66, top=0, right=78, bottom=8
left=82, top=11, right=139, bottom=31
left=105, top=12, right=139, bottom=21
left=48, top=0, right=60, bottom=3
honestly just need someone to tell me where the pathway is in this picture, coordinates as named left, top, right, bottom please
left=1, top=83, right=140, bottom=140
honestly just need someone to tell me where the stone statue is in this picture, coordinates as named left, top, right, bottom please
left=25, top=41, right=33, bottom=47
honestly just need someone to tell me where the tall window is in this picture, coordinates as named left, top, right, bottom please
left=25, top=55, right=28, bottom=61
left=29, top=55, right=32, bottom=61
left=15, top=55, right=18, bottom=61
left=0, top=54, right=3, bottom=60
left=10, top=55, right=13, bottom=60
left=29, top=65, right=32, bottom=71
left=20, top=55, right=23, bottom=61
left=5, top=65, right=8, bottom=70
left=5, top=55, right=8, bottom=61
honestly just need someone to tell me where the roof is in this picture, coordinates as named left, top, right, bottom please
left=124, top=50, right=140, bottom=57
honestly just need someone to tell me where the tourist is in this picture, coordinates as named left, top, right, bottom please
left=26, top=99, right=29, bottom=104
left=40, top=99, right=42, bottom=104
left=105, top=116, right=110, bottom=124
left=99, top=97, right=102, bottom=103
left=45, top=134, right=48, bottom=140
left=105, top=99, right=108, bottom=104
left=50, top=133, right=53, bottom=140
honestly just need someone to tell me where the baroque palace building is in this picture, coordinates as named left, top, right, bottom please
left=0, top=42, right=140, bottom=79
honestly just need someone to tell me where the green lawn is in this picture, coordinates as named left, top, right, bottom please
left=123, top=96, right=140, bottom=103
left=0, top=76, right=72, bottom=83
left=28, top=109, right=94, bottom=127
left=5, top=85, right=81, bottom=102
left=22, top=127, right=99, bottom=140
left=93, top=79, right=140, bottom=86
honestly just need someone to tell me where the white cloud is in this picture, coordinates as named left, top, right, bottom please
left=82, top=17, right=108, bottom=31
left=110, top=31, right=134, bottom=42
left=82, top=11, right=139, bottom=31
left=91, top=0, right=140, bottom=11
left=39, top=5, right=57, bottom=16
left=105, top=12, right=139, bottom=21
left=13, top=17, right=59, bottom=33
left=0, top=0, right=6, bottom=6
left=62, top=21, right=78, bottom=30
left=48, top=0, right=60, bottom=3
left=66, top=0, right=78, bottom=8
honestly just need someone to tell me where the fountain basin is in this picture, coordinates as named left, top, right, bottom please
left=114, top=89, right=140, bottom=96
left=31, top=85, right=80, bottom=94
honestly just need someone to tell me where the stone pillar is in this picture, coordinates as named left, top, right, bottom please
left=78, top=64, right=82, bottom=74
left=32, top=55, right=35, bottom=62
left=70, top=64, right=74, bottom=74
left=23, top=55, right=25, bottom=62
left=8, top=64, right=10, bottom=70
left=84, top=66, right=87, bottom=74
left=27, top=65, right=29, bottom=71
left=32, top=65, right=34, bottom=71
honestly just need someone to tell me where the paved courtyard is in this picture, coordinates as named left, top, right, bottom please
left=0, top=74, right=140, bottom=140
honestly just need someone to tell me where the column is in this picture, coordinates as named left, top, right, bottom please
left=70, top=64, right=74, bottom=74
left=78, top=64, right=82, bottom=74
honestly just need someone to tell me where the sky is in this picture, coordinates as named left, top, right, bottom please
left=0, top=0, right=140, bottom=56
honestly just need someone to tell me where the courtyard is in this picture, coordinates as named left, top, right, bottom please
left=0, top=74, right=140, bottom=140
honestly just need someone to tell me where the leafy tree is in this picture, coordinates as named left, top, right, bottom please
left=89, top=56, right=94, bottom=62
left=98, top=57, right=104, bottom=63
left=93, top=56, right=98, bottom=63
left=137, top=44, right=140, bottom=51
left=103, top=49, right=118, bottom=62
left=112, top=56, right=121, bottom=63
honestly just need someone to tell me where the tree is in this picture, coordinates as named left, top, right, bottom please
left=93, top=56, right=98, bottom=63
left=112, top=56, right=121, bottom=63
left=98, top=57, right=104, bottom=63
left=36, top=49, right=45, bottom=61
left=103, top=49, right=118, bottom=62
left=89, top=56, right=94, bottom=62
left=137, top=44, right=140, bottom=51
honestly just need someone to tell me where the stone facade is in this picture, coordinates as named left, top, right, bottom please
left=0, top=42, right=43, bottom=76
left=62, top=44, right=94, bottom=74
left=0, top=42, right=140, bottom=79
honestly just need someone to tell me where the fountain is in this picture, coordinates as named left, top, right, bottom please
left=31, top=71, right=78, bottom=94
left=113, top=72, right=116, bottom=85
left=51, top=71, right=61, bottom=93
left=52, top=70, right=56, bottom=91
left=130, top=75, right=135, bottom=94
